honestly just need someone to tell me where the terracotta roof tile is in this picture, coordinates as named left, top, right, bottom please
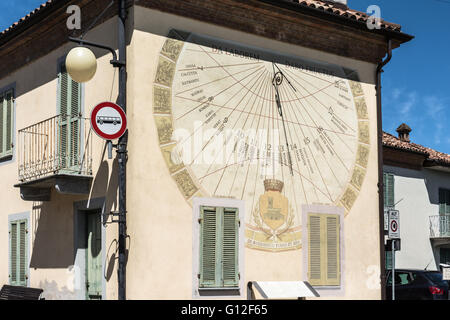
left=1, top=0, right=406, bottom=42
left=0, top=1, right=55, bottom=38
left=290, top=0, right=402, bottom=32
left=383, top=131, right=450, bottom=167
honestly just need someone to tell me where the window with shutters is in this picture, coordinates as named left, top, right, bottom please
left=0, top=87, right=14, bottom=160
left=199, top=206, right=239, bottom=289
left=439, top=189, right=450, bottom=215
left=9, top=219, right=28, bottom=287
left=307, top=213, right=341, bottom=287
left=440, top=248, right=450, bottom=265
left=383, top=173, right=395, bottom=208
left=58, top=62, right=82, bottom=170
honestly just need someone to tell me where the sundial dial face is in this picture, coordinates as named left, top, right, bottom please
left=153, top=30, right=371, bottom=252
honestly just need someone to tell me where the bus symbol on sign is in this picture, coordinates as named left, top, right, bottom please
left=97, top=116, right=122, bottom=126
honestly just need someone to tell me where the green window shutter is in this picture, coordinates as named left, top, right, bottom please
left=0, top=90, right=14, bottom=157
left=59, top=65, right=69, bottom=168
left=385, top=250, right=392, bottom=270
left=9, top=219, right=27, bottom=287
left=86, top=213, right=102, bottom=298
left=383, top=173, right=395, bottom=208
left=5, top=91, right=13, bottom=154
left=19, top=221, right=27, bottom=286
left=10, top=222, right=17, bottom=285
left=58, top=63, right=81, bottom=169
left=70, top=79, right=80, bottom=167
left=199, top=206, right=239, bottom=288
left=439, top=189, right=450, bottom=215
left=307, top=213, right=341, bottom=287
left=223, top=208, right=239, bottom=287
left=200, top=207, right=218, bottom=288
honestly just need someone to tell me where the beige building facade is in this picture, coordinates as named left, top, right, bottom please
left=0, top=0, right=412, bottom=300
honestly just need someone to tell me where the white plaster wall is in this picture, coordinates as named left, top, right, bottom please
left=128, top=6, right=382, bottom=300
left=0, top=17, right=121, bottom=299
left=384, top=165, right=450, bottom=271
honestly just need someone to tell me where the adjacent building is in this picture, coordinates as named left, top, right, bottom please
left=0, top=0, right=413, bottom=299
left=383, top=124, right=450, bottom=271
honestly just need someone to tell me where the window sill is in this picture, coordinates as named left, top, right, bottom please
left=197, top=287, right=240, bottom=297
left=199, top=287, right=239, bottom=290
left=0, top=154, right=13, bottom=163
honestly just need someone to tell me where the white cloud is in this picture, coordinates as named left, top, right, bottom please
left=423, top=95, right=449, bottom=147
left=424, top=95, right=446, bottom=119
left=391, top=88, right=403, bottom=100
left=399, top=92, right=417, bottom=116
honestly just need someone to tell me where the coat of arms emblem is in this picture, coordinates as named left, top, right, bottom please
left=253, top=179, right=294, bottom=241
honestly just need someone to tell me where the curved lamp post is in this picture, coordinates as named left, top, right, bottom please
left=66, top=0, right=128, bottom=301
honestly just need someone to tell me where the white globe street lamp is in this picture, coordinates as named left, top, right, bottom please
left=65, top=46, right=97, bottom=83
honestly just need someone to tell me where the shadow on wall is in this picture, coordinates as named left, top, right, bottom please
left=30, top=196, right=79, bottom=269
left=29, top=156, right=120, bottom=271
left=103, top=158, right=119, bottom=218
left=104, top=238, right=130, bottom=282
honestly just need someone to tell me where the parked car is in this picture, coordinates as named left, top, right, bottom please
left=386, top=269, right=449, bottom=300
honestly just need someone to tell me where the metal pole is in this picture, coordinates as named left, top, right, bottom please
left=117, top=0, right=128, bottom=301
left=376, top=39, right=392, bottom=301
left=392, top=239, right=395, bottom=300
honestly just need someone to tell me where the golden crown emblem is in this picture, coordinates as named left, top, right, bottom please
left=263, top=179, right=284, bottom=192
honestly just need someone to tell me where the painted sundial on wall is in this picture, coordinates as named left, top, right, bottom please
left=153, top=30, right=371, bottom=251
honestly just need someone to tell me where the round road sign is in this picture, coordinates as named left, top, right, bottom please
left=90, top=102, right=127, bottom=140
left=390, top=220, right=398, bottom=233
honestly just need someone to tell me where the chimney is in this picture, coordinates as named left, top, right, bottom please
left=396, top=123, right=412, bottom=142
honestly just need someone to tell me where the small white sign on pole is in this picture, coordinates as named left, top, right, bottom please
left=388, top=210, right=400, bottom=239
left=384, top=208, right=389, bottom=231
left=443, top=268, right=450, bottom=281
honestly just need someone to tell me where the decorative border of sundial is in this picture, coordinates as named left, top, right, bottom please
left=152, top=29, right=371, bottom=251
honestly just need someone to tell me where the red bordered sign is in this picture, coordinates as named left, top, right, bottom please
left=388, top=210, right=400, bottom=239
left=90, top=102, right=127, bottom=140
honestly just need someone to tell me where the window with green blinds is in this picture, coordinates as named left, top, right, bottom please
left=58, top=62, right=81, bottom=169
left=439, top=189, right=450, bottom=215
left=0, top=89, right=14, bottom=159
left=199, top=206, right=239, bottom=288
left=383, top=173, right=395, bottom=208
left=440, top=248, right=450, bottom=265
left=9, top=219, right=28, bottom=287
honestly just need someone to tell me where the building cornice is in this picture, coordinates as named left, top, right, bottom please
left=136, top=0, right=413, bottom=64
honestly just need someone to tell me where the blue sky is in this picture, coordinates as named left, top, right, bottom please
left=0, top=0, right=449, bottom=153
left=350, top=0, right=450, bottom=154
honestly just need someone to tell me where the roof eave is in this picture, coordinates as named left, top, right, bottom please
left=0, top=0, right=72, bottom=48
left=423, top=160, right=450, bottom=170
left=256, top=0, right=414, bottom=44
left=382, top=144, right=429, bottom=157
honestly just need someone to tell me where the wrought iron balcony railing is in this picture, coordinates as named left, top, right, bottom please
left=429, top=215, right=450, bottom=239
left=17, top=115, right=93, bottom=183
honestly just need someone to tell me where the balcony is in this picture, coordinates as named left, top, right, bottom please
left=429, top=215, right=450, bottom=239
left=14, top=115, right=93, bottom=201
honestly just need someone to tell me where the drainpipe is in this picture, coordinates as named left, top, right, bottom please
left=117, top=0, right=128, bottom=301
left=376, top=38, right=392, bottom=301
